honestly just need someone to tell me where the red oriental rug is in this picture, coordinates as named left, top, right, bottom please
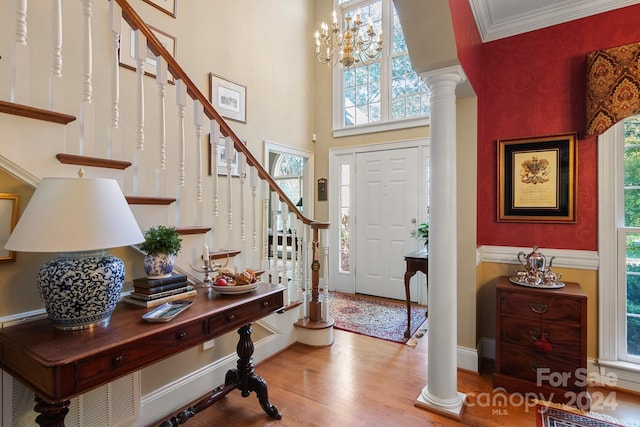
left=328, top=292, right=427, bottom=344
left=536, top=403, right=639, bottom=427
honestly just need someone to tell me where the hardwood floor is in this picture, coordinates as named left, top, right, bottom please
left=160, top=329, right=640, bottom=427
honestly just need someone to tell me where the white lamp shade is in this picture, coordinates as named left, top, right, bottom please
left=5, top=177, right=143, bottom=253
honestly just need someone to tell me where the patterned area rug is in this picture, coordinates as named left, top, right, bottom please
left=328, top=292, right=428, bottom=344
left=536, top=403, right=639, bottom=427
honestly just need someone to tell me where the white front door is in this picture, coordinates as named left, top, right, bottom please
left=355, top=147, right=420, bottom=300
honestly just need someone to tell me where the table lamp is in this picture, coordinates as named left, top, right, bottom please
left=4, top=174, right=144, bottom=330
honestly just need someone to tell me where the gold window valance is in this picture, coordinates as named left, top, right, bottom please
left=586, top=42, right=640, bottom=136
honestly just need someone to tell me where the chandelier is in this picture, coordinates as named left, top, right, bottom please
left=314, top=10, right=383, bottom=68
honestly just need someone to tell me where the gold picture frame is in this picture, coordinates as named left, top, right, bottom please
left=142, top=0, right=177, bottom=18
left=119, top=19, right=176, bottom=83
left=0, top=193, right=19, bottom=262
left=497, top=132, right=577, bottom=223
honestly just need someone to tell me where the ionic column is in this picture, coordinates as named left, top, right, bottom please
left=415, top=65, right=466, bottom=419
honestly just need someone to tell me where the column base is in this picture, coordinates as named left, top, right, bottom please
left=415, top=390, right=466, bottom=421
left=294, top=318, right=334, bottom=346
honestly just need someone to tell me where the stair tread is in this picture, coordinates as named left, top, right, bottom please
left=125, top=196, right=176, bottom=205
left=56, top=153, right=132, bottom=170
left=208, top=249, right=241, bottom=260
left=0, top=100, right=76, bottom=124
left=175, top=226, right=211, bottom=235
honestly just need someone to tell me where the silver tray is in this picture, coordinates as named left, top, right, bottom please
left=142, top=300, right=193, bottom=322
left=509, top=277, right=565, bottom=289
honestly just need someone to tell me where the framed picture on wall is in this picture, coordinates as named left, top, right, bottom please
left=497, top=132, right=577, bottom=223
left=0, top=193, right=19, bottom=262
left=209, top=73, right=247, bottom=123
left=208, top=133, right=241, bottom=177
left=142, top=0, right=177, bottom=18
left=119, top=19, right=176, bottom=83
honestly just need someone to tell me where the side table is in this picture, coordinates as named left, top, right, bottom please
left=403, top=249, right=428, bottom=338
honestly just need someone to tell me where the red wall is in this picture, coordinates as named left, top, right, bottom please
left=450, top=1, right=640, bottom=251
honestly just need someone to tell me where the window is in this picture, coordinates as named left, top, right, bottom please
left=339, top=163, right=351, bottom=273
left=599, top=117, right=640, bottom=376
left=334, top=0, right=429, bottom=136
left=272, top=153, right=304, bottom=231
left=621, top=116, right=640, bottom=361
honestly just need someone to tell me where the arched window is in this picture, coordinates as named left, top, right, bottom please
left=273, top=154, right=304, bottom=211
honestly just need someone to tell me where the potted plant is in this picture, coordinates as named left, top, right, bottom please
left=411, top=222, right=429, bottom=248
left=139, top=225, right=182, bottom=278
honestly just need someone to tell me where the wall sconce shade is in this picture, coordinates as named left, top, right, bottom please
left=5, top=177, right=144, bottom=330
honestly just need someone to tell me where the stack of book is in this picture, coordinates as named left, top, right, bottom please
left=123, top=273, right=196, bottom=308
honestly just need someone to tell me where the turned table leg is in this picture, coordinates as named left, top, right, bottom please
left=225, top=323, right=281, bottom=419
left=34, top=397, right=70, bottom=427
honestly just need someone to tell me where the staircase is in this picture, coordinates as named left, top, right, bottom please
left=0, top=0, right=331, bottom=425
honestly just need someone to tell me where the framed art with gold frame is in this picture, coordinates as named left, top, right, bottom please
left=0, top=193, right=19, bottom=262
left=497, top=132, right=577, bottom=223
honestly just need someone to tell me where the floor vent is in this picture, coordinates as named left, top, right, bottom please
left=2, top=371, right=139, bottom=426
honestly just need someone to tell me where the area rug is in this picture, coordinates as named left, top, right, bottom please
left=536, top=402, right=639, bottom=427
left=328, top=292, right=427, bottom=344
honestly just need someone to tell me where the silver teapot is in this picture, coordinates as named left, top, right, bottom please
left=517, top=246, right=554, bottom=273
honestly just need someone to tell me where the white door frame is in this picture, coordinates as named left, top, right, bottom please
left=263, top=140, right=315, bottom=219
left=328, top=138, right=430, bottom=305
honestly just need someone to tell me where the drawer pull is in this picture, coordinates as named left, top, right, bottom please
left=112, top=355, right=124, bottom=366
left=176, top=331, right=188, bottom=340
left=262, top=301, right=269, bottom=308
left=227, top=314, right=236, bottom=322
left=529, top=301, right=548, bottom=314
left=529, top=360, right=549, bottom=372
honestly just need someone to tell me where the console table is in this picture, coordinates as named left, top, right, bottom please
left=0, top=283, right=285, bottom=426
left=403, top=249, right=428, bottom=338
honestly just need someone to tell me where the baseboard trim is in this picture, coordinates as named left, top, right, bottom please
left=457, top=345, right=479, bottom=373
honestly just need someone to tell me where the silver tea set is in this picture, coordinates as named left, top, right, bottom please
left=515, top=246, right=562, bottom=286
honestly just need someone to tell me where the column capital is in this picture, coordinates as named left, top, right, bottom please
left=419, top=65, right=467, bottom=87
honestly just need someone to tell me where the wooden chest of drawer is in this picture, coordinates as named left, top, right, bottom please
left=493, top=276, right=589, bottom=408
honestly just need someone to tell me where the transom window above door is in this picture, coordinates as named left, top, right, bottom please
left=333, top=0, right=430, bottom=137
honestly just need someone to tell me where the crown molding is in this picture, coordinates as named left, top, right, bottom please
left=470, top=0, right=640, bottom=42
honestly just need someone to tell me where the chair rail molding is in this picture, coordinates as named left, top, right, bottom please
left=476, top=245, right=599, bottom=270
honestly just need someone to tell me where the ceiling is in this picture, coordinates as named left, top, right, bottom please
left=469, top=0, right=640, bottom=42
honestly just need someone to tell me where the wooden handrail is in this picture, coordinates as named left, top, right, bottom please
left=116, top=0, right=315, bottom=226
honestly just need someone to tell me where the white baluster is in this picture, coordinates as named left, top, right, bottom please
left=226, top=137, right=233, bottom=229
left=134, top=29, right=146, bottom=151
left=176, top=79, right=186, bottom=186
left=154, top=57, right=168, bottom=197
left=49, top=0, right=63, bottom=110
left=291, top=220, right=298, bottom=292
left=250, top=166, right=257, bottom=250
left=194, top=99, right=203, bottom=204
left=157, top=57, right=168, bottom=171
left=80, top=0, right=95, bottom=155
left=108, top=0, right=121, bottom=159
left=175, top=79, right=187, bottom=225
left=262, top=180, right=269, bottom=272
left=282, top=205, right=290, bottom=304
left=238, top=151, right=245, bottom=240
left=271, top=193, right=280, bottom=282
left=12, top=0, right=29, bottom=104
left=322, top=227, right=330, bottom=321
left=210, top=120, right=219, bottom=216
left=304, top=223, right=312, bottom=318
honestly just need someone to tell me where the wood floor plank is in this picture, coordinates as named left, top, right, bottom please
left=157, top=329, right=640, bottom=426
